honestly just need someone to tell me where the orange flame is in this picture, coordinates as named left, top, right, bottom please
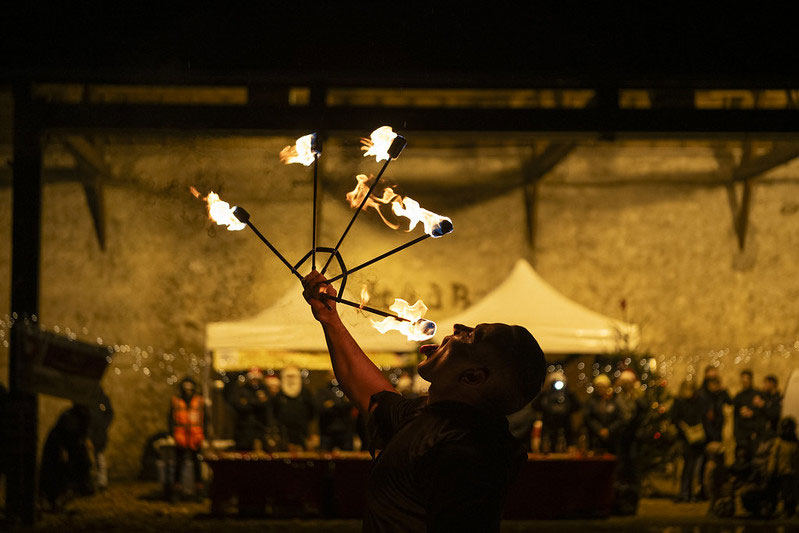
left=391, top=196, right=453, bottom=238
left=190, top=187, right=245, bottom=231
left=345, top=174, right=400, bottom=229
left=359, top=285, right=370, bottom=310
left=344, top=177, right=453, bottom=237
left=360, top=126, right=397, bottom=162
left=371, top=298, right=437, bottom=341
left=280, top=133, right=317, bottom=166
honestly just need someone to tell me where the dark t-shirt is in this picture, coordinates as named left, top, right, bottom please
left=733, top=388, right=762, bottom=441
left=364, top=391, right=525, bottom=533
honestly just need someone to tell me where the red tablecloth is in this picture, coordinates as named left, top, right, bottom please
left=204, top=451, right=616, bottom=519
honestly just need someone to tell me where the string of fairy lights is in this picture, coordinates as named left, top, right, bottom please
left=1, top=313, right=796, bottom=393
left=0, top=313, right=412, bottom=388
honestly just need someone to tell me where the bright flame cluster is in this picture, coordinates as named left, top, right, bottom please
left=345, top=176, right=452, bottom=237
left=190, top=187, right=245, bottom=231
left=361, top=126, right=397, bottom=162
left=371, top=298, right=437, bottom=342
left=280, top=133, right=318, bottom=166
left=391, top=196, right=453, bottom=238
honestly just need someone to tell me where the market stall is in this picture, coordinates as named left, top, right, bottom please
left=204, top=451, right=616, bottom=519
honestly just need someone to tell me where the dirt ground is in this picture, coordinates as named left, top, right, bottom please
left=4, top=481, right=799, bottom=532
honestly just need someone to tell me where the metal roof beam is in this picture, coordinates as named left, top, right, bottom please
left=33, top=103, right=799, bottom=135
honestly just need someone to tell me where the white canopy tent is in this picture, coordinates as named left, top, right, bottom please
left=205, top=288, right=417, bottom=370
left=433, top=259, right=639, bottom=355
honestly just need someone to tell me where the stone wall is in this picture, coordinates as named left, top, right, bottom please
left=1, top=137, right=797, bottom=479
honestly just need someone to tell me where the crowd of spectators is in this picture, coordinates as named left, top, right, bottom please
left=526, top=364, right=797, bottom=518
left=221, top=366, right=356, bottom=454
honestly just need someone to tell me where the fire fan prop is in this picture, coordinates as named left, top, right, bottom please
left=192, top=126, right=453, bottom=341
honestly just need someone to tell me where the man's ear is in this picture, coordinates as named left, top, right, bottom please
left=459, top=367, right=489, bottom=386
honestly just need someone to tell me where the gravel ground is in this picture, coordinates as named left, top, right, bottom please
left=4, top=482, right=799, bottom=532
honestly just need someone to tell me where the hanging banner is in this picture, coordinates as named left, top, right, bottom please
left=14, top=322, right=111, bottom=405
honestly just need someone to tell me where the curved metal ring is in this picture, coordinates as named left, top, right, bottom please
left=293, top=246, right=348, bottom=296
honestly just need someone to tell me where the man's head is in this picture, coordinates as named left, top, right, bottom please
left=417, top=323, right=546, bottom=415
left=763, top=375, right=778, bottom=394
left=740, top=369, right=753, bottom=390
left=546, top=370, right=566, bottom=391
left=246, top=367, right=263, bottom=388
left=281, top=365, right=303, bottom=398
left=778, top=417, right=798, bottom=442
left=678, top=378, right=697, bottom=399
left=618, top=369, right=637, bottom=393
left=264, top=374, right=281, bottom=396
left=593, top=374, right=611, bottom=397
left=180, top=376, right=196, bottom=397
left=702, top=365, right=719, bottom=385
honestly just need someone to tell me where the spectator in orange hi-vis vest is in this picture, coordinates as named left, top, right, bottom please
left=168, top=376, right=207, bottom=501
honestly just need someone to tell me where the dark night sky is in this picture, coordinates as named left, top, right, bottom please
left=1, top=4, right=795, bottom=85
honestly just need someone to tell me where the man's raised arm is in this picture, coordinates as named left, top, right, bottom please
left=302, top=271, right=395, bottom=411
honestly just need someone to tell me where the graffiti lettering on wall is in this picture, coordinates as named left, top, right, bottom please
left=359, top=281, right=471, bottom=313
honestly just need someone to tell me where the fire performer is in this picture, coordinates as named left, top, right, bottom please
left=301, top=271, right=546, bottom=532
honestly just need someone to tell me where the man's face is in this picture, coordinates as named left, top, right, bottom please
left=264, top=376, right=280, bottom=396
left=740, top=373, right=752, bottom=390
left=618, top=371, right=636, bottom=393
left=181, top=381, right=195, bottom=396
left=281, top=367, right=302, bottom=398
left=763, top=379, right=776, bottom=394
left=417, top=323, right=503, bottom=387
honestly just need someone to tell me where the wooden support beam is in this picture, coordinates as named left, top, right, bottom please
left=0, top=167, right=86, bottom=187
left=523, top=181, right=539, bottom=255
left=726, top=180, right=753, bottom=250
left=717, top=142, right=799, bottom=251
left=61, top=136, right=110, bottom=250
left=521, top=142, right=578, bottom=259
left=35, top=102, right=799, bottom=135
left=8, top=82, right=41, bottom=526
left=731, top=143, right=799, bottom=182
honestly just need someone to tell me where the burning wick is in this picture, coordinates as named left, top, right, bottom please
left=319, top=126, right=407, bottom=276
left=371, top=298, right=437, bottom=341
left=326, top=183, right=454, bottom=283
left=279, top=133, right=320, bottom=166
left=344, top=175, right=454, bottom=237
left=190, top=187, right=303, bottom=281
left=361, top=126, right=405, bottom=162
left=190, top=187, right=246, bottom=231
left=280, top=133, right=323, bottom=269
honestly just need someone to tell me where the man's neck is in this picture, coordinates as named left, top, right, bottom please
left=427, top=387, right=482, bottom=408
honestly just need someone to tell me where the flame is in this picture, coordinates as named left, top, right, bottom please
left=391, top=196, right=453, bottom=238
left=361, top=126, right=397, bottom=162
left=371, top=298, right=437, bottom=341
left=191, top=187, right=245, bottom=231
left=345, top=174, right=400, bottom=229
left=280, top=133, right=318, bottom=166
left=344, top=176, right=453, bottom=237
left=359, top=285, right=370, bottom=310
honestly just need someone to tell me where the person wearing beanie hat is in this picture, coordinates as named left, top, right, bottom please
left=302, top=270, right=546, bottom=532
